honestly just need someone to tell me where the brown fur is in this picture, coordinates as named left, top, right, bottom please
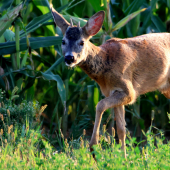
left=51, top=8, right=170, bottom=158
left=0, top=66, right=9, bottom=90
left=79, top=34, right=170, bottom=99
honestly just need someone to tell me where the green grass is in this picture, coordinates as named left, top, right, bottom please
left=0, top=119, right=170, bottom=169
left=0, top=90, right=170, bottom=169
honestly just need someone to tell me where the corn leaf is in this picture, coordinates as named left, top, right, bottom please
left=45, top=57, right=64, bottom=73
left=112, top=8, right=146, bottom=32
left=167, top=0, right=170, bottom=9
left=151, top=15, right=166, bottom=32
left=33, top=0, right=55, bottom=35
left=0, top=0, right=13, bottom=13
left=86, top=0, right=107, bottom=12
left=139, top=7, right=151, bottom=34
left=0, top=3, right=23, bottom=37
left=19, top=12, right=53, bottom=38
left=3, top=29, right=15, bottom=41
left=151, top=0, right=158, bottom=10
left=42, top=71, right=66, bottom=107
left=125, top=0, right=145, bottom=15
left=2, top=66, right=66, bottom=107
left=0, top=36, right=62, bottom=55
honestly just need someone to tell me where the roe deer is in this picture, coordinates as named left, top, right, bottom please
left=51, top=8, right=170, bottom=158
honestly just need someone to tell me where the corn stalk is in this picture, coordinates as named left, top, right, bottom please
left=15, top=0, right=21, bottom=69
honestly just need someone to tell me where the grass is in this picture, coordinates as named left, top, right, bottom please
left=0, top=136, right=170, bottom=169
left=0, top=119, right=170, bottom=169
left=0, top=89, right=170, bottom=169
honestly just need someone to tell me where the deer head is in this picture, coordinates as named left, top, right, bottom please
left=51, top=8, right=105, bottom=67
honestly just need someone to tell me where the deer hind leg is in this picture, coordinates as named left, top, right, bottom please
left=114, top=105, right=126, bottom=158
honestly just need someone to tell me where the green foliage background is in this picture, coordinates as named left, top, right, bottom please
left=1, top=0, right=170, bottom=142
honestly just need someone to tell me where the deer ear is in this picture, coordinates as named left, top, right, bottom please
left=51, top=7, right=70, bottom=35
left=82, top=11, right=105, bottom=37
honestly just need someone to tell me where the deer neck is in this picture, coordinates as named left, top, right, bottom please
left=78, top=41, right=107, bottom=80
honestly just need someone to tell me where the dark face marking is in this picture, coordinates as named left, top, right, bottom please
left=66, top=27, right=81, bottom=41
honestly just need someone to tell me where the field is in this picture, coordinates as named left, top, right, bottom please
left=1, top=0, right=170, bottom=169
left=0, top=100, right=170, bottom=169
left=0, top=112, right=170, bottom=169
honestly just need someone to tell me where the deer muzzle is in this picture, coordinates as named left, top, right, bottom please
left=65, top=55, right=74, bottom=65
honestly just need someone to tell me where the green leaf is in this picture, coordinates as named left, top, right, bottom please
left=60, top=0, right=69, bottom=6
left=32, top=50, right=52, bottom=67
left=87, top=0, right=106, bottom=12
left=112, top=8, right=146, bottom=32
left=33, top=0, right=55, bottom=35
left=42, top=71, right=66, bottom=107
left=21, top=50, right=29, bottom=68
left=94, top=87, right=99, bottom=107
left=11, top=95, right=19, bottom=100
left=45, top=57, right=64, bottom=73
left=151, top=15, right=166, bottom=32
left=19, top=12, right=53, bottom=38
left=0, top=36, right=62, bottom=55
left=3, top=29, right=15, bottom=41
left=139, top=7, right=151, bottom=34
left=0, top=0, right=13, bottom=13
left=125, top=0, right=145, bottom=15
left=128, top=12, right=140, bottom=36
left=122, top=0, right=130, bottom=11
left=62, top=14, right=87, bottom=27
left=167, top=0, right=170, bottom=9
left=2, top=67, right=66, bottom=107
left=21, top=125, right=25, bottom=137
left=151, top=0, right=158, bottom=10
left=26, top=84, right=34, bottom=101
left=0, top=3, right=23, bottom=37
left=0, top=35, right=5, bottom=43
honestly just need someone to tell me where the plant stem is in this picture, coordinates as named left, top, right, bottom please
left=11, top=54, right=18, bottom=70
left=15, top=0, right=20, bottom=69
left=15, top=25, right=20, bottom=69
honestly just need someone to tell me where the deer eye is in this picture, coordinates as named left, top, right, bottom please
left=62, top=40, right=66, bottom=45
left=79, top=41, right=84, bottom=46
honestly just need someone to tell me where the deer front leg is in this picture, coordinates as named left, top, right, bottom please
left=114, top=105, right=126, bottom=158
left=89, top=89, right=134, bottom=157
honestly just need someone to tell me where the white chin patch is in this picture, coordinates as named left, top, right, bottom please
left=65, top=63, right=76, bottom=67
left=65, top=60, right=81, bottom=67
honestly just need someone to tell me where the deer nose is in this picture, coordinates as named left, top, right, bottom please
left=65, top=55, right=74, bottom=65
